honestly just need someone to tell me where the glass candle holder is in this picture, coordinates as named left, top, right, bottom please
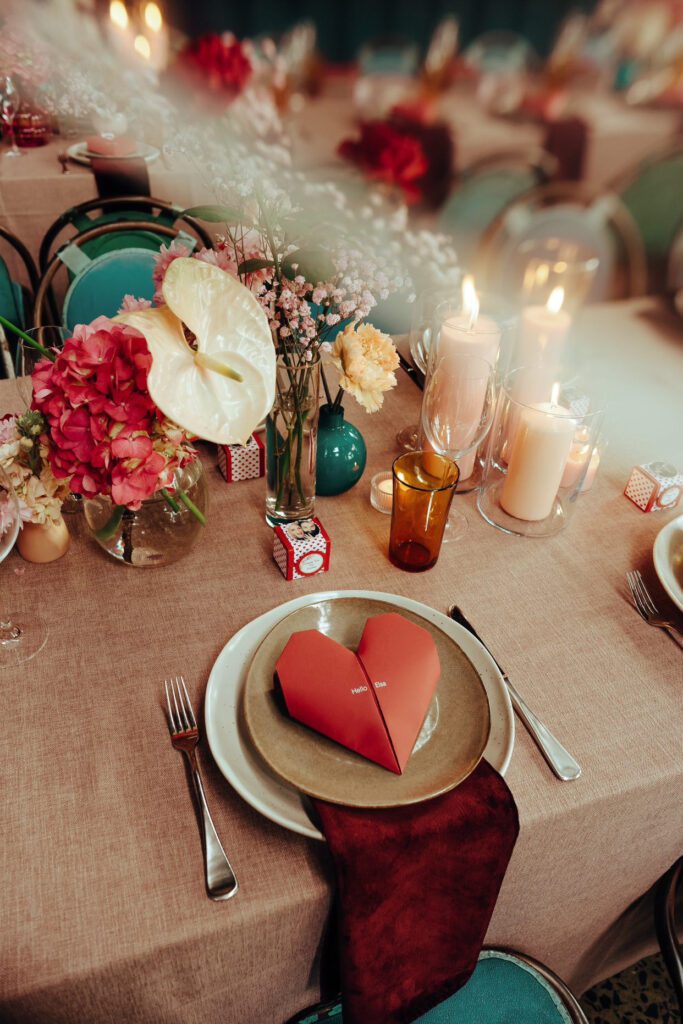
left=477, top=369, right=604, bottom=538
left=389, top=451, right=459, bottom=572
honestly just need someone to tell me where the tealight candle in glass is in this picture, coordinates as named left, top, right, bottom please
left=477, top=369, right=604, bottom=538
left=389, top=452, right=459, bottom=571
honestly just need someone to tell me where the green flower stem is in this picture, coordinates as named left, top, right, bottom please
left=0, top=316, right=55, bottom=361
left=95, top=505, right=124, bottom=542
left=160, top=488, right=181, bottom=513
left=176, top=489, right=206, bottom=526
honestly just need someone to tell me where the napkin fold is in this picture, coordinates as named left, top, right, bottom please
left=543, top=116, right=588, bottom=182
left=91, top=156, right=151, bottom=198
left=313, top=759, right=518, bottom=1024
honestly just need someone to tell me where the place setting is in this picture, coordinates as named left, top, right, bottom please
left=1, top=3, right=683, bottom=1024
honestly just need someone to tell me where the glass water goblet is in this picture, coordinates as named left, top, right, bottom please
left=0, top=75, right=24, bottom=158
left=0, top=465, right=48, bottom=667
left=420, top=352, right=496, bottom=541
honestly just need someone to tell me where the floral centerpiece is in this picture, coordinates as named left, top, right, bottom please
left=0, top=410, right=69, bottom=526
left=172, top=33, right=253, bottom=107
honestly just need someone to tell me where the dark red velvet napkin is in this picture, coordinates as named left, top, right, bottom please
left=312, top=759, right=518, bottom=1024
left=543, top=116, right=588, bottom=182
left=90, top=156, right=151, bottom=198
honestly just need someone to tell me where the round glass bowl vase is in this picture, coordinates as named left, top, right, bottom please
left=83, top=460, right=208, bottom=567
left=477, top=368, right=604, bottom=538
left=316, top=404, right=367, bottom=496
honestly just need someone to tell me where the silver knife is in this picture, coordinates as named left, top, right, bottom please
left=448, top=605, right=582, bottom=782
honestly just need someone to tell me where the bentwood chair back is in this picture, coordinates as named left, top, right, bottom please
left=655, top=857, right=683, bottom=1016
left=0, top=226, right=39, bottom=379
left=287, top=947, right=589, bottom=1023
left=613, top=144, right=683, bottom=293
left=439, top=150, right=557, bottom=264
left=34, top=220, right=187, bottom=331
left=37, top=195, right=212, bottom=273
left=477, top=182, right=647, bottom=301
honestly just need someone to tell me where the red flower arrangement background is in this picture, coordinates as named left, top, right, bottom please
left=174, top=33, right=253, bottom=105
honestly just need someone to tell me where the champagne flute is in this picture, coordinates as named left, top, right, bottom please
left=0, top=75, right=23, bottom=158
left=0, top=464, right=48, bottom=666
left=420, top=352, right=496, bottom=541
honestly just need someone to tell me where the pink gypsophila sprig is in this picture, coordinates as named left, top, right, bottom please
left=31, top=317, right=196, bottom=510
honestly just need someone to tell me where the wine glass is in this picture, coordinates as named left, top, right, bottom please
left=0, top=75, right=24, bottom=158
left=396, top=284, right=455, bottom=453
left=0, top=465, right=48, bottom=667
left=420, top=353, right=496, bottom=540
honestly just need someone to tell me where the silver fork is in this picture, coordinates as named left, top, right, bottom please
left=164, top=676, right=238, bottom=901
left=626, top=571, right=683, bottom=644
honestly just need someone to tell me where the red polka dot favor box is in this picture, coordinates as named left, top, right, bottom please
left=217, top=433, right=265, bottom=482
left=273, top=518, right=331, bottom=580
left=624, top=462, right=682, bottom=512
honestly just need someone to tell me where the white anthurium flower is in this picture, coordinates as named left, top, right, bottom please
left=117, top=258, right=275, bottom=445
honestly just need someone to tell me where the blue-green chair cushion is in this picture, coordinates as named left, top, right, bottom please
left=294, top=951, right=577, bottom=1023
left=0, top=258, right=26, bottom=379
left=62, top=248, right=157, bottom=332
left=620, top=154, right=683, bottom=264
left=439, top=169, right=537, bottom=261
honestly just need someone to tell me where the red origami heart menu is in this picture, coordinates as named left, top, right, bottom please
left=275, top=612, right=440, bottom=774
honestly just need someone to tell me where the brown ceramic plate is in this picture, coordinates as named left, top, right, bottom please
left=242, top=597, right=491, bottom=808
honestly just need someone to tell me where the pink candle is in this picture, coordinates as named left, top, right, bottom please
left=432, top=278, right=500, bottom=480
left=513, top=287, right=571, bottom=406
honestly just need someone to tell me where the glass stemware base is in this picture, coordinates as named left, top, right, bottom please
left=0, top=613, right=48, bottom=666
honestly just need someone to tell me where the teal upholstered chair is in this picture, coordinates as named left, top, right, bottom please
left=614, top=146, right=683, bottom=294
left=38, top=195, right=212, bottom=272
left=288, top=948, right=589, bottom=1024
left=34, top=220, right=191, bottom=331
left=439, top=150, right=556, bottom=264
left=0, top=226, right=39, bottom=379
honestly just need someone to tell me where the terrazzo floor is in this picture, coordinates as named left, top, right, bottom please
left=582, top=954, right=680, bottom=1024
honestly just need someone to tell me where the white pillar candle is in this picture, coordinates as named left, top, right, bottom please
left=500, top=388, right=575, bottom=521
left=432, top=277, right=500, bottom=480
left=513, top=287, right=571, bottom=406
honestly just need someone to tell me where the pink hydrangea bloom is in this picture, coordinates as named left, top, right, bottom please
left=32, top=317, right=195, bottom=510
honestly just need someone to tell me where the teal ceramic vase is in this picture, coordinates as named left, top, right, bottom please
left=316, top=404, right=367, bottom=496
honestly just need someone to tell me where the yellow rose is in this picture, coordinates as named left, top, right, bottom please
left=329, top=322, right=399, bottom=413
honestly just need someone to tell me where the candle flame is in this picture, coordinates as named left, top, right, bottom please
left=547, top=286, right=565, bottom=315
left=134, top=33, right=152, bottom=59
left=462, top=274, right=479, bottom=330
left=144, top=2, right=163, bottom=32
left=109, top=0, right=128, bottom=29
left=550, top=381, right=561, bottom=406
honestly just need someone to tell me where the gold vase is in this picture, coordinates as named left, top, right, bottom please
left=17, top=515, right=70, bottom=563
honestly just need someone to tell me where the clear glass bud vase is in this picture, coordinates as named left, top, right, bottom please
left=265, top=353, right=321, bottom=526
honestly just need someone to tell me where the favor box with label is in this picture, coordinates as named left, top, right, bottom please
left=217, top=433, right=265, bottom=482
left=624, top=462, right=682, bottom=512
left=273, top=518, right=331, bottom=580
left=275, top=612, right=440, bottom=773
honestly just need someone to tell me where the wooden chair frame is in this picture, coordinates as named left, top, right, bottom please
left=0, top=225, right=39, bottom=296
left=477, top=181, right=648, bottom=299
left=655, top=857, right=683, bottom=1016
left=38, top=195, right=213, bottom=272
left=34, top=219, right=182, bottom=329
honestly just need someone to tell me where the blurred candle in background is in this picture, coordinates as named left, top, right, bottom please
left=109, top=0, right=134, bottom=58
left=143, top=2, right=169, bottom=72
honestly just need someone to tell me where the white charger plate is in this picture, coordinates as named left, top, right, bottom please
left=653, top=513, right=683, bottom=613
left=67, top=141, right=160, bottom=166
left=205, top=590, right=515, bottom=841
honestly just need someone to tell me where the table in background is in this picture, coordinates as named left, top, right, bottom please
left=1, top=299, right=682, bottom=1024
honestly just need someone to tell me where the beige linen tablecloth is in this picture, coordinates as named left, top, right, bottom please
left=1, top=298, right=682, bottom=1024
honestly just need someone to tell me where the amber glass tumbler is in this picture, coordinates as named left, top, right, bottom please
left=389, top=452, right=459, bottom=572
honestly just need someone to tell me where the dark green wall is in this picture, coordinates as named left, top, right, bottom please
left=168, top=0, right=595, bottom=61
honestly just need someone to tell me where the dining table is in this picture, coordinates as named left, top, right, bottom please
left=0, top=81, right=680, bottom=284
left=1, top=296, right=682, bottom=1024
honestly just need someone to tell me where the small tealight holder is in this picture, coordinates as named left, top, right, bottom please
left=371, top=471, right=394, bottom=514
left=477, top=368, right=604, bottom=538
